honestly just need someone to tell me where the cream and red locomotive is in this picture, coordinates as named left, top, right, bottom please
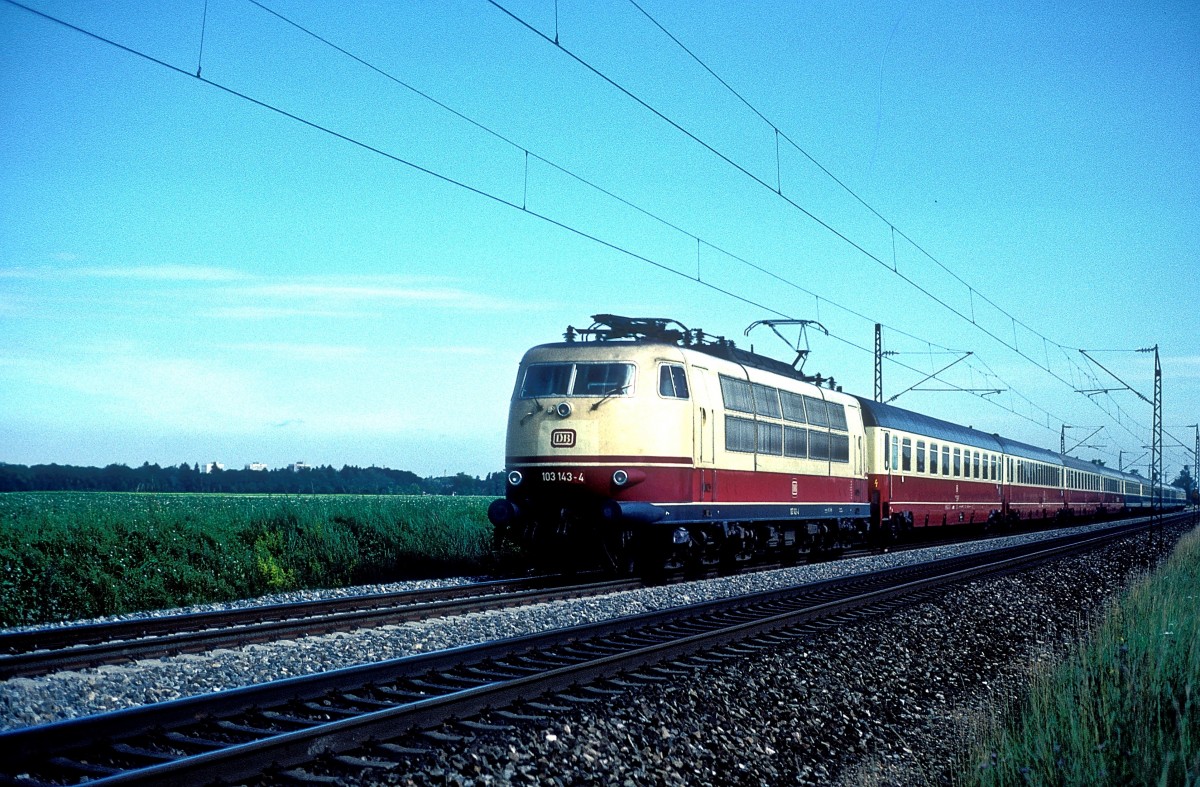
left=487, top=315, right=1183, bottom=573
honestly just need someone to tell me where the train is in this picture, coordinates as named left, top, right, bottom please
left=487, top=315, right=1186, bottom=574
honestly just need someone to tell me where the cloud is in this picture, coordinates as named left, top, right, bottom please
left=236, top=281, right=512, bottom=310
left=79, top=265, right=252, bottom=282
left=222, top=343, right=369, bottom=362
left=203, top=306, right=377, bottom=320
left=0, top=264, right=250, bottom=282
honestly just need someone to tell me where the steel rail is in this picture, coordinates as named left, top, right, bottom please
left=0, top=575, right=641, bottom=679
left=1, top=513, right=1185, bottom=786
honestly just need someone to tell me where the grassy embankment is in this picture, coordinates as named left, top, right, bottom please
left=967, top=522, right=1200, bottom=785
left=0, top=492, right=494, bottom=628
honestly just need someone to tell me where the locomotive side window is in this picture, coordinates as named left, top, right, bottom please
left=758, top=422, right=783, bottom=455
left=804, top=396, right=830, bottom=427
left=891, top=436, right=899, bottom=471
left=929, top=443, right=939, bottom=475
left=658, top=364, right=689, bottom=399
left=973, top=452, right=981, bottom=479
left=719, top=375, right=755, bottom=414
left=725, top=415, right=756, bottom=453
left=953, top=448, right=962, bottom=477
left=809, top=430, right=830, bottom=461
left=752, top=384, right=782, bottom=418
left=830, top=434, right=850, bottom=463
left=916, top=441, right=926, bottom=473
left=784, top=426, right=808, bottom=458
left=901, top=438, right=912, bottom=472
left=827, top=403, right=848, bottom=431
left=942, top=446, right=950, bottom=476
left=780, top=391, right=807, bottom=423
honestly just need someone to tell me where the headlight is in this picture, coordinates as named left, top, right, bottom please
left=612, top=469, right=629, bottom=486
left=507, top=470, right=523, bottom=486
left=555, top=402, right=572, bottom=418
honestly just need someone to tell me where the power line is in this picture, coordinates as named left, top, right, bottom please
left=488, top=0, right=1163, bottom=455
left=6, top=0, right=1149, bottom=455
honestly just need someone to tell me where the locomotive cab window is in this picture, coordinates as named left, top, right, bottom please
left=658, top=364, right=689, bottom=399
left=521, top=362, right=635, bottom=398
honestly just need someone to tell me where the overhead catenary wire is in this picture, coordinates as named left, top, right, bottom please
left=488, top=0, right=1159, bottom=458
left=3, top=0, right=1059, bottom=436
left=5, top=0, right=1158, bottom=461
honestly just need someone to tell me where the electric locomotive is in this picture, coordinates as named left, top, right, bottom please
left=488, top=315, right=870, bottom=573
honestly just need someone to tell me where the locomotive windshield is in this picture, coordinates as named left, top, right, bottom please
left=520, top=362, right=635, bottom=398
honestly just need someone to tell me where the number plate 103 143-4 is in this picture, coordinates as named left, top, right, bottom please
left=541, top=470, right=585, bottom=483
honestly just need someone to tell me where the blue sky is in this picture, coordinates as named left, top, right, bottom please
left=1, top=0, right=1197, bottom=479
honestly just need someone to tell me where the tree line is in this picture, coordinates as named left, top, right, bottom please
left=0, top=462, right=505, bottom=496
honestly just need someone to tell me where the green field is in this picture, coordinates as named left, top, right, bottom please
left=967, top=524, right=1200, bottom=785
left=0, top=492, right=496, bottom=627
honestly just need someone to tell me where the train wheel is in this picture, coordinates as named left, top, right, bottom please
left=601, top=529, right=637, bottom=576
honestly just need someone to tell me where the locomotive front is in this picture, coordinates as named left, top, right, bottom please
left=488, top=332, right=695, bottom=571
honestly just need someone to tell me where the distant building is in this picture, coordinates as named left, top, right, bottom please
left=201, top=461, right=225, bottom=474
left=245, top=462, right=268, bottom=472
left=288, top=461, right=311, bottom=472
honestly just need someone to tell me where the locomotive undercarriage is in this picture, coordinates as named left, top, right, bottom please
left=490, top=487, right=873, bottom=578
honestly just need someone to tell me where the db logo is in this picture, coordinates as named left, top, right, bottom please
left=550, top=429, right=576, bottom=448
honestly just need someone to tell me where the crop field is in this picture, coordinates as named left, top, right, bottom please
left=0, top=492, right=495, bottom=628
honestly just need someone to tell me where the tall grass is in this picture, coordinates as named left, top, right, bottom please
left=0, top=492, right=495, bottom=627
left=967, top=525, right=1200, bottom=785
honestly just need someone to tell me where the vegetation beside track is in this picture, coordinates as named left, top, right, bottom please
left=967, top=520, right=1199, bottom=785
left=0, top=492, right=495, bottom=627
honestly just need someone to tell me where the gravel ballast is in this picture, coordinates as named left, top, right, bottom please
left=319, top=521, right=1191, bottom=786
left=1, top=518, right=1192, bottom=785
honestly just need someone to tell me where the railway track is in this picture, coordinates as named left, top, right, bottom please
left=1, top=513, right=1182, bottom=787
left=0, top=574, right=642, bottom=680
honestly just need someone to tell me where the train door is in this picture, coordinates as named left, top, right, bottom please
left=871, top=430, right=891, bottom=531
left=691, top=364, right=716, bottom=502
